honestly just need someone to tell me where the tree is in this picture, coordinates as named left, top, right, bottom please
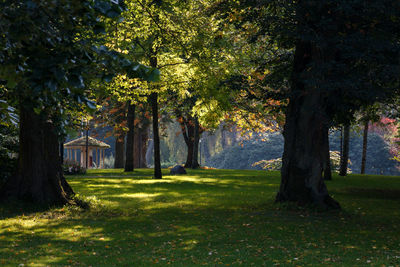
left=216, top=0, right=400, bottom=208
left=125, top=103, right=136, bottom=172
left=0, top=0, right=158, bottom=205
left=167, top=91, right=204, bottom=168
left=339, top=124, right=350, bottom=177
left=360, top=120, right=369, bottom=174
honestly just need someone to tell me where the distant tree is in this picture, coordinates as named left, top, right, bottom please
left=339, top=125, right=350, bottom=177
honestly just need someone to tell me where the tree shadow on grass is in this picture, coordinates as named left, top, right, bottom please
left=336, top=188, right=400, bottom=200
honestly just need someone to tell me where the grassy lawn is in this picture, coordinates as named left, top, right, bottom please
left=1, top=169, right=400, bottom=266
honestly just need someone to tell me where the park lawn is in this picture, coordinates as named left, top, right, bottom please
left=0, top=169, right=400, bottom=266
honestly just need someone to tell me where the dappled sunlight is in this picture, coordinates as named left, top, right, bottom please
left=2, top=170, right=400, bottom=266
left=117, top=192, right=161, bottom=199
left=66, top=170, right=282, bottom=213
left=23, top=256, right=65, bottom=267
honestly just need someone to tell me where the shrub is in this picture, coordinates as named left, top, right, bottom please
left=252, top=158, right=282, bottom=171
left=252, top=151, right=352, bottom=173
left=63, top=160, right=86, bottom=175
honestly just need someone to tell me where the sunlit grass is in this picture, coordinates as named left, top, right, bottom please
left=1, top=169, right=400, bottom=266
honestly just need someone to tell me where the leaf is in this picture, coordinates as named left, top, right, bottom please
left=103, top=74, right=114, bottom=83
left=85, top=99, right=97, bottom=110
left=69, top=75, right=84, bottom=89
left=146, top=68, right=160, bottom=82
left=94, top=0, right=112, bottom=15
left=6, top=79, right=17, bottom=89
left=106, top=10, right=120, bottom=18
left=93, top=24, right=106, bottom=34
left=46, top=80, right=57, bottom=92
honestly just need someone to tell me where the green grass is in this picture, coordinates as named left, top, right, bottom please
left=1, top=169, right=400, bottom=266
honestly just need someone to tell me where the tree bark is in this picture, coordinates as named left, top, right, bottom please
left=133, top=123, right=149, bottom=168
left=184, top=141, right=194, bottom=168
left=360, top=120, right=369, bottom=174
left=124, top=103, right=135, bottom=172
left=275, top=40, right=340, bottom=209
left=339, top=124, right=350, bottom=176
left=150, top=92, right=162, bottom=179
left=323, top=127, right=332, bottom=180
left=114, top=133, right=125, bottom=168
left=191, top=117, right=200, bottom=169
left=59, top=140, right=64, bottom=165
left=1, top=105, right=74, bottom=205
left=179, top=115, right=194, bottom=168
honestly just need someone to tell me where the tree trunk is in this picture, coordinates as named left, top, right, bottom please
left=275, top=40, right=340, bottom=209
left=59, top=141, right=64, bottom=165
left=184, top=141, right=194, bottom=168
left=179, top=117, right=195, bottom=168
left=124, top=103, right=135, bottom=172
left=323, top=127, right=332, bottom=180
left=360, top=120, right=369, bottom=174
left=133, top=124, right=149, bottom=168
left=191, top=117, right=200, bottom=169
left=178, top=115, right=201, bottom=169
left=339, top=124, right=350, bottom=176
left=1, top=105, right=74, bottom=205
left=150, top=92, right=162, bottom=179
left=114, top=133, right=125, bottom=168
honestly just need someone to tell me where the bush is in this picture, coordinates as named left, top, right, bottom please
left=252, top=158, right=282, bottom=171
left=252, top=151, right=352, bottom=173
left=63, top=160, right=86, bottom=175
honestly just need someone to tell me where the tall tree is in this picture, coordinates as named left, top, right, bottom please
left=0, top=0, right=158, bottom=205
left=360, top=120, right=369, bottom=174
left=216, top=0, right=400, bottom=208
left=339, top=124, right=350, bottom=177
left=149, top=92, right=162, bottom=178
left=125, top=103, right=136, bottom=172
left=114, top=133, right=125, bottom=168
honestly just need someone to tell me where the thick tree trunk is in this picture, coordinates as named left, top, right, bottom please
left=323, top=128, right=332, bottom=180
left=1, top=105, right=74, bottom=205
left=133, top=124, right=149, bottom=168
left=339, top=124, right=350, bottom=176
left=125, top=103, right=135, bottom=172
left=178, top=115, right=200, bottom=169
left=192, top=117, right=200, bottom=169
left=360, top=120, right=369, bottom=174
left=150, top=92, right=162, bottom=179
left=184, top=141, right=194, bottom=168
left=59, top=141, right=64, bottom=165
left=114, top=133, right=125, bottom=168
left=275, top=40, right=340, bottom=209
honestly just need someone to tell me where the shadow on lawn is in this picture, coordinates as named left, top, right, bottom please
left=0, top=206, right=264, bottom=266
left=341, top=187, right=400, bottom=200
left=2, top=170, right=400, bottom=265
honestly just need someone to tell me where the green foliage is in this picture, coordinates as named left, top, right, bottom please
left=215, top=0, right=400, bottom=123
left=0, top=0, right=157, bottom=137
left=1, top=169, right=400, bottom=265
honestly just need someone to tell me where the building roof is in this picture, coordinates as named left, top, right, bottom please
left=64, top=136, right=110, bottom=148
